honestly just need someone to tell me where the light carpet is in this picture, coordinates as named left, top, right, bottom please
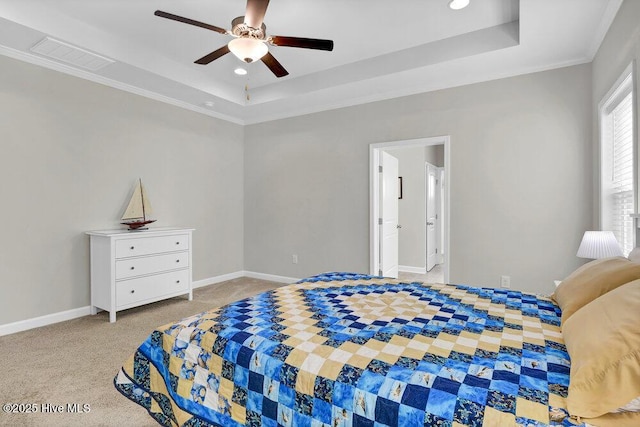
left=0, top=277, right=283, bottom=427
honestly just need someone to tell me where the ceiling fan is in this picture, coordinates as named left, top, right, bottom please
left=154, top=0, right=334, bottom=78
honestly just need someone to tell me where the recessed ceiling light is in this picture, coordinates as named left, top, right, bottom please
left=204, top=101, right=215, bottom=107
left=234, top=67, right=248, bottom=76
left=449, top=0, right=470, bottom=10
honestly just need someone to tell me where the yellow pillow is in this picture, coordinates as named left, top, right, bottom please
left=553, top=257, right=640, bottom=324
left=563, top=279, right=640, bottom=419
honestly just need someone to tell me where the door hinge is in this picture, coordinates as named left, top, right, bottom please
left=436, top=248, right=438, bottom=254
left=435, top=214, right=438, bottom=220
left=378, top=269, right=383, bottom=276
left=379, top=165, right=383, bottom=173
left=378, top=218, right=383, bottom=225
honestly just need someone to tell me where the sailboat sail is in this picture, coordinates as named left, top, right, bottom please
left=121, top=180, right=153, bottom=221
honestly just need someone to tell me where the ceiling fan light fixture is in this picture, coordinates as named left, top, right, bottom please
left=449, top=0, right=470, bottom=10
left=228, top=38, right=268, bottom=63
left=234, top=67, right=248, bottom=75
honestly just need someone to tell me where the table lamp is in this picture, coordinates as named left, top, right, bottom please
left=576, top=231, right=623, bottom=259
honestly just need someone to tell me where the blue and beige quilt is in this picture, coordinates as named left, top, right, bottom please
left=115, top=273, right=585, bottom=426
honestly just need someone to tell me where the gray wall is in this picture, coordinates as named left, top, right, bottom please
left=245, top=64, right=593, bottom=294
left=0, top=55, right=244, bottom=325
left=591, top=0, right=640, bottom=228
left=8, top=0, right=633, bottom=325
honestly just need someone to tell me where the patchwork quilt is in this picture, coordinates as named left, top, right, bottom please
left=115, top=273, right=586, bottom=427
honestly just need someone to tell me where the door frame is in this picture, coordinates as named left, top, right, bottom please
left=436, top=167, right=446, bottom=265
left=425, top=161, right=438, bottom=272
left=370, top=136, right=450, bottom=282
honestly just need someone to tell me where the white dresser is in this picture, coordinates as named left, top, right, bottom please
left=86, top=227, right=194, bottom=322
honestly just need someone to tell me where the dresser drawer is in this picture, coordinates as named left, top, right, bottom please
left=115, top=251, right=189, bottom=280
left=115, top=234, right=189, bottom=258
left=116, top=269, right=189, bottom=308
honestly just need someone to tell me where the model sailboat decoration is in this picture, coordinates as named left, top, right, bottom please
left=121, top=179, right=156, bottom=230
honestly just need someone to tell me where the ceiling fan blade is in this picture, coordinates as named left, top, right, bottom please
left=270, top=36, right=334, bottom=51
left=195, top=45, right=230, bottom=64
left=244, top=0, right=270, bottom=29
left=154, top=10, right=227, bottom=35
left=261, top=52, right=288, bottom=78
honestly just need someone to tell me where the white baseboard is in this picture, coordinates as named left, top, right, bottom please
left=243, top=271, right=300, bottom=284
left=192, top=271, right=245, bottom=289
left=0, top=306, right=92, bottom=337
left=0, top=270, right=299, bottom=336
left=399, top=265, right=427, bottom=274
left=193, top=270, right=299, bottom=288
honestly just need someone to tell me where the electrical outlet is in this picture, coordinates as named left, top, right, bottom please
left=292, top=254, right=298, bottom=264
left=500, top=275, right=511, bottom=288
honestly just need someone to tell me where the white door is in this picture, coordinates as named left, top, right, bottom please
left=380, top=151, right=399, bottom=278
left=426, top=163, right=437, bottom=272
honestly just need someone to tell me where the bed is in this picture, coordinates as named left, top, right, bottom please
left=115, top=268, right=640, bottom=427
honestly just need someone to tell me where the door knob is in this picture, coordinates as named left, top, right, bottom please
left=397, top=224, right=402, bottom=229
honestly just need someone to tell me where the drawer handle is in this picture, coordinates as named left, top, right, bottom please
left=130, top=290, right=135, bottom=294
left=176, top=259, right=180, bottom=263
left=130, top=246, right=135, bottom=250
left=176, top=241, right=180, bottom=245
left=176, top=280, right=180, bottom=284
left=130, top=266, right=135, bottom=270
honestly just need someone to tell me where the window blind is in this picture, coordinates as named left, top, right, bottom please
left=610, top=92, right=634, bottom=256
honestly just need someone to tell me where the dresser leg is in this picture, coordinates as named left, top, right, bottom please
left=90, top=306, right=97, bottom=315
left=109, top=311, right=116, bottom=323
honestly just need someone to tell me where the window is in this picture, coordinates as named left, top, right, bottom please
left=600, top=65, right=636, bottom=256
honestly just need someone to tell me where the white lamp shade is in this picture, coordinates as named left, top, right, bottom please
left=576, top=231, right=624, bottom=259
left=228, top=38, right=268, bottom=63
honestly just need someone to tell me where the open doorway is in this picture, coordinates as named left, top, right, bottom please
left=370, top=136, right=450, bottom=284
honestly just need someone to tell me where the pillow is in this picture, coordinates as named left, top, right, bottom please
left=614, top=396, right=640, bottom=413
left=628, top=247, right=640, bottom=264
left=552, top=256, right=640, bottom=324
left=563, top=279, right=640, bottom=419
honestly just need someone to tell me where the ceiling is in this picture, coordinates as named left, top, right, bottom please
left=0, top=0, right=623, bottom=125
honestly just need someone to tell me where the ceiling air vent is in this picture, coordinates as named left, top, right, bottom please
left=30, top=37, right=114, bottom=71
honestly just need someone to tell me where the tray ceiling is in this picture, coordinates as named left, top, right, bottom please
left=0, top=0, right=622, bottom=124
